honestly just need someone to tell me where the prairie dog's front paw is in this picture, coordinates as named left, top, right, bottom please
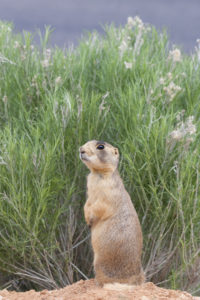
left=84, top=202, right=99, bottom=227
left=85, top=213, right=96, bottom=227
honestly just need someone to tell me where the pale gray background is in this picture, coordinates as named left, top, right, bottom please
left=0, top=0, right=200, bottom=53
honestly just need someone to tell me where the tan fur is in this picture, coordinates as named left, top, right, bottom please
left=79, top=140, right=145, bottom=287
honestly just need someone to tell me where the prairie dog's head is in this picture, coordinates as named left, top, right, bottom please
left=79, top=140, right=119, bottom=174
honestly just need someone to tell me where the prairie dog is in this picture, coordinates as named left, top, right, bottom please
left=79, top=140, right=145, bottom=286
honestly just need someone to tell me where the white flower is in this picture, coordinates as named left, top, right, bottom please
left=124, top=61, right=132, bottom=69
left=131, top=16, right=143, bottom=28
left=127, top=17, right=135, bottom=29
left=42, top=49, right=51, bottom=67
left=163, top=82, right=181, bottom=101
left=186, top=116, right=196, bottom=135
left=170, top=130, right=184, bottom=141
left=45, top=48, right=51, bottom=59
left=150, top=89, right=154, bottom=95
left=41, top=59, right=50, bottom=68
left=14, top=41, right=20, bottom=48
left=133, top=29, right=144, bottom=56
left=176, top=109, right=185, bottom=121
left=55, top=76, right=62, bottom=85
left=168, top=48, right=182, bottom=62
left=119, top=40, right=128, bottom=54
left=167, top=72, right=172, bottom=79
left=127, top=16, right=145, bottom=31
left=159, top=77, right=165, bottom=85
left=187, top=125, right=196, bottom=135
left=168, top=115, right=196, bottom=145
left=169, top=82, right=181, bottom=91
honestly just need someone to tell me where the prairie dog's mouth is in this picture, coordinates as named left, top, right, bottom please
left=79, top=152, right=89, bottom=161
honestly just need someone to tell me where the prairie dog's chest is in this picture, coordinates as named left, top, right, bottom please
left=87, top=174, right=113, bottom=202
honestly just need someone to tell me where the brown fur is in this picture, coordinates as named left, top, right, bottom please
left=79, top=140, right=145, bottom=286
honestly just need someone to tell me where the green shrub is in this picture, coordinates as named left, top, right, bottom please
left=0, top=18, right=199, bottom=294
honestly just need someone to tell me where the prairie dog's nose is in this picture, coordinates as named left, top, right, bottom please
left=79, top=147, right=85, bottom=154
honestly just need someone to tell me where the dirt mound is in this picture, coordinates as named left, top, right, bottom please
left=0, top=279, right=199, bottom=300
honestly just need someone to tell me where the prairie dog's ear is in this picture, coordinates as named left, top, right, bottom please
left=114, top=148, right=119, bottom=156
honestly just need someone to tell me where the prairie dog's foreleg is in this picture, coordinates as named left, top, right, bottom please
left=84, top=200, right=113, bottom=226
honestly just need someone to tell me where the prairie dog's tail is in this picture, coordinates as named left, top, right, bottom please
left=104, top=282, right=135, bottom=292
left=103, top=271, right=145, bottom=291
left=96, top=267, right=145, bottom=288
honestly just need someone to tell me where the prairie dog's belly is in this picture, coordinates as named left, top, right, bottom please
left=91, top=211, right=142, bottom=256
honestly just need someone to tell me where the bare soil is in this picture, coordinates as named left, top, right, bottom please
left=0, top=279, right=199, bottom=300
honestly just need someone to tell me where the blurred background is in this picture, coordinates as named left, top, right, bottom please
left=0, top=0, right=200, bottom=53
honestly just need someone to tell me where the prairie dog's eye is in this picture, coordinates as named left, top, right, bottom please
left=96, top=144, right=105, bottom=150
